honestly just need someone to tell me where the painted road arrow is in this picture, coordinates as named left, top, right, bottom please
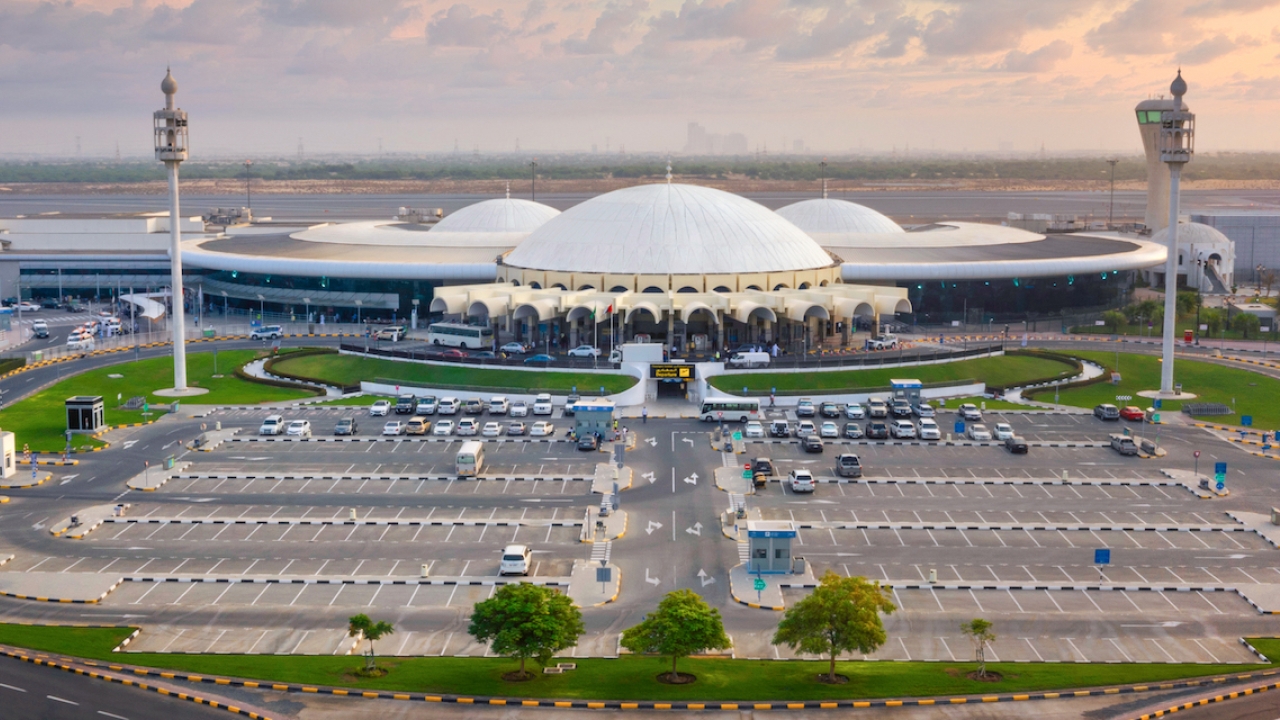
left=646, top=520, right=664, bottom=535
left=686, top=522, right=703, bottom=536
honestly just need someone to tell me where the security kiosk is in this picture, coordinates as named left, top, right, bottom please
left=66, top=396, right=105, bottom=435
left=570, top=398, right=615, bottom=439
left=890, top=379, right=923, bottom=406
left=747, top=520, right=796, bottom=574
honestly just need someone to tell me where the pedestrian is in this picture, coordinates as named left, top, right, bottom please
left=642, top=407, right=648, bottom=424
left=771, top=342, right=779, bottom=358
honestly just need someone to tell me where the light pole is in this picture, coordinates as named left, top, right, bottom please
left=256, top=293, right=265, bottom=324
left=819, top=158, right=828, bottom=199
left=355, top=299, right=363, bottom=325
left=1106, top=158, right=1119, bottom=228
left=303, top=297, right=311, bottom=324
left=244, top=159, right=253, bottom=213
left=530, top=159, right=538, bottom=202
left=154, top=68, right=191, bottom=393
left=1157, top=70, right=1194, bottom=397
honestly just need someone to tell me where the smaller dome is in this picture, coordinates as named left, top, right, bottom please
left=1170, top=70, right=1187, bottom=98
left=1151, top=221, right=1230, bottom=248
left=431, top=198, right=559, bottom=233
left=775, top=198, right=903, bottom=234
left=161, top=68, right=178, bottom=95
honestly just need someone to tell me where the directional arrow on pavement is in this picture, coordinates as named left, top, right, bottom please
left=1195, top=554, right=1250, bottom=559
left=121, top=441, right=138, bottom=450
left=645, top=568, right=660, bottom=586
left=646, top=520, right=664, bottom=535
left=645, top=437, right=657, bottom=447
left=686, top=522, right=703, bottom=536
left=1121, top=621, right=1184, bottom=628
left=697, top=569, right=715, bottom=587
left=683, top=472, right=698, bottom=485
left=681, top=437, right=695, bottom=447
left=642, top=471, right=656, bottom=484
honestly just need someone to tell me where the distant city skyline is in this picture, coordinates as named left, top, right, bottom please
left=3, top=0, right=1280, bottom=158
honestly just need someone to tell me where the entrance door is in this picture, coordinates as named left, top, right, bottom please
left=656, top=379, right=686, bottom=398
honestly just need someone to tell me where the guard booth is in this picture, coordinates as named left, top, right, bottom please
left=890, top=379, right=923, bottom=407
left=0, top=430, right=14, bottom=479
left=570, top=398, right=615, bottom=440
left=747, top=520, right=795, bottom=574
left=66, top=396, right=105, bottom=435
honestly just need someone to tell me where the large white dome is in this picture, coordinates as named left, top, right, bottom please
left=1150, top=221, right=1230, bottom=247
left=775, top=198, right=903, bottom=234
left=503, top=183, right=835, bottom=275
left=431, top=197, right=559, bottom=233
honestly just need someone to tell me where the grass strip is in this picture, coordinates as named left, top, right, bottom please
left=709, top=354, right=1075, bottom=395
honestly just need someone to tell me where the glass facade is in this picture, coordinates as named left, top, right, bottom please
left=899, top=271, right=1131, bottom=326
left=205, top=271, right=437, bottom=320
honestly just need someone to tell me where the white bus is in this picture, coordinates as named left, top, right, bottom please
left=699, top=399, right=762, bottom=423
left=456, top=440, right=485, bottom=478
left=426, top=322, right=494, bottom=349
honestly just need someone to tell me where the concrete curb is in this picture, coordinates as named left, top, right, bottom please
left=228, top=436, right=569, bottom=444
left=1129, top=678, right=1280, bottom=720
left=0, top=580, right=122, bottom=604
left=0, top=472, right=52, bottom=489
left=173, top=473, right=591, bottom=482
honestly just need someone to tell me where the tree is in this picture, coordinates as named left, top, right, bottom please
left=1176, top=291, right=1199, bottom=318
left=1232, top=312, right=1261, bottom=339
left=960, top=618, right=997, bottom=678
left=1261, top=268, right=1277, bottom=299
left=1101, top=310, right=1126, bottom=332
left=348, top=614, right=395, bottom=671
left=468, top=582, right=584, bottom=680
left=772, top=571, right=896, bottom=683
left=1202, top=307, right=1226, bottom=336
left=621, top=589, right=730, bottom=683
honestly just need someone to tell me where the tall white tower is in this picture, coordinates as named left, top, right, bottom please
left=1136, top=92, right=1193, bottom=232
left=1156, top=70, right=1195, bottom=397
left=154, top=68, right=194, bottom=394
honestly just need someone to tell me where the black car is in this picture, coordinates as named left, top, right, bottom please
left=769, top=420, right=791, bottom=438
left=394, top=394, right=416, bottom=414
left=1004, top=435, right=1029, bottom=454
left=40, top=299, right=59, bottom=309
left=576, top=434, right=599, bottom=451
left=65, top=303, right=86, bottom=313
left=819, top=402, right=840, bottom=418
left=801, top=435, right=824, bottom=453
left=867, top=422, right=890, bottom=439
left=752, top=457, right=774, bottom=476
left=334, top=417, right=358, bottom=436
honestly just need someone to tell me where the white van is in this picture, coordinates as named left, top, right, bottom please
left=259, top=414, right=285, bottom=436
left=532, top=393, right=553, bottom=416
left=102, top=317, right=122, bottom=335
left=499, top=544, right=531, bottom=576
left=456, top=440, right=485, bottom=477
left=728, top=351, right=770, bottom=368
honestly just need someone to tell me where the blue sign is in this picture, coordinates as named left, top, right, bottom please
left=1216, top=480, right=1226, bottom=492
left=1094, top=549, right=1111, bottom=565
left=1242, top=415, right=1254, bottom=427
left=1215, top=462, right=1227, bottom=475
left=1154, top=398, right=1162, bottom=410
left=596, top=567, right=612, bottom=583
left=954, top=421, right=966, bottom=434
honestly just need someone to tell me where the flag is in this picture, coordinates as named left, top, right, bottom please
left=595, top=303, right=613, bottom=321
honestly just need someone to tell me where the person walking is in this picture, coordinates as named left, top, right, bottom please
left=642, top=407, right=648, bottom=424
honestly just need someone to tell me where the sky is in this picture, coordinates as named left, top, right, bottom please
left=3, top=0, right=1280, bottom=158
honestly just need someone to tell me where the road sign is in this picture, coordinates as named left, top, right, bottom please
left=1215, top=461, right=1227, bottom=475
left=1217, top=480, right=1226, bottom=491
left=742, top=469, right=753, bottom=479
left=753, top=577, right=766, bottom=592
left=954, top=421, right=965, bottom=434
left=1194, top=450, right=1200, bottom=458
left=732, top=431, right=742, bottom=441
left=1094, top=549, right=1111, bottom=565
left=1154, top=399, right=1162, bottom=410
left=1242, top=415, right=1254, bottom=427
left=596, top=567, right=612, bottom=583
left=1116, top=395, right=1132, bottom=402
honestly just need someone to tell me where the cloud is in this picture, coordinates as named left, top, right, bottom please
left=997, top=39, right=1074, bottom=72
left=918, top=0, right=1098, bottom=57
left=262, top=0, right=415, bottom=28
left=1186, top=0, right=1280, bottom=16
left=563, top=0, right=647, bottom=54
left=1178, top=33, right=1241, bottom=63
left=426, top=4, right=515, bottom=48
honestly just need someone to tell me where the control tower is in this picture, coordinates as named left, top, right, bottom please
left=1135, top=95, right=1192, bottom=232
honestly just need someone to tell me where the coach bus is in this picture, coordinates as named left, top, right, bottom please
left=426, top=322, right=494, bottom=349
left=699, top=398, right=762, bottom=422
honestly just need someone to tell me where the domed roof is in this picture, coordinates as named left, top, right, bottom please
left=504, top=183, right=835, bottom=275
left=775, top=198, right=903, bottom=234
left=161, top=68, right=178, bottom=95
left=1151, top=221, right=1230, bottom=247
left=431, top=198, right=559, bottom=233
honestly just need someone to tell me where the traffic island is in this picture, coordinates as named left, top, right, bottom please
left=50, top=503, right=131, bottom=539
left=0, top=573, right=123, bottom=603
left=0, top=471, right=53, bottom=490
left=1160, top=469, right=1230, bottom=498
left=715, top=466, right=752, bottom=495
left=728, top=565, right=787, bottom=611
left=567, top=560, right=620, bottom=606
left=580, top=508, right=627, bottom=542
left=126, top=460, right=191, bottom=491
left=592, top=463, right=632, bottom=494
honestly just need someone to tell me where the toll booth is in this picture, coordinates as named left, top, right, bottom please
left=890, top=379, right=923, bottom=406
left=0, top=430, right=13, bottom=479
left=570, top=398, right=615, bottom=439
left=747, top=520, right=795, bottom=574
left=66, top=396, right=105, bottom=435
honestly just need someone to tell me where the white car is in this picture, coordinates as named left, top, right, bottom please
left=967, top=423, right=992, bottom=441
left=488, top=397, right=510, bottom=415
left=500, top=342, right=527, bottom=354
left=795, top=420, right=817, bottom=438
left=285, top=420, right=311, bottom=437
left=532, top=394, right=553, bottom=415
left=844, top=403, right=865, bottom=419
left=432, top=420, right=455, bottom=436
left=567, top=345, right=601, bottom=358
left=250, top=324, right=283, bottom=341
left=369, top=400, right=391, bottom=416
left=530, top=421, right=555, bottom=437
left=456, top=418, right=479, bottom=436
left=958, top=403, right=983, bottom=422
left=744, top=421, right=765, bottom=439
left=819, top=421, right=839, bottom=439
left=382, top=421, right=406, bottom=436
left=437, top=397, right=459, bottom=415
left=510, top=401, right=529, bottom=417
left=258, top=415, right=284, bottom=436
left=993, top=422, right=1015, bottom=441
left=918, top=419, right=941, bottom=441
left=500, top=544, right=531, bottom=576
left=17, top=302, right=39, bottom=312
left=481, top=421, right=502, bottom=437
left=915, top=403, right=936, bottom=418
left=891, top=419, right=916, bottom=439
left=788, top=469, right=816, bottom=493
left=415, top=396, right=438, bottom=415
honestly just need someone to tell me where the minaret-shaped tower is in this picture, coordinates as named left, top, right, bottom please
left=153, top=68, right=195, bottom=394
left=1155, top=70, right=1195, bottom=398
left=1135, top=81, right=1193, bottom=231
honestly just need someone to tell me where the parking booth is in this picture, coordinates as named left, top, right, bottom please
left=747, top=520, right=796, bottom=574
left=0, top=430, right=13, bottom=479
left=65, top=396, right=105, bottom=435
left=890, top=379, right=923, bottom=406
left=570, top=399, right=615, bottom=440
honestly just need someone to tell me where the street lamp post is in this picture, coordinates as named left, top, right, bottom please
left=303, top=297, right=311, bottom=324
left=154, top=67, right=190, bottom=392
left=1106, top=158, right=1119, bottom=228
left=244, top=159, right=253, bottom=212
left=256, top=293, right=265, bottom=324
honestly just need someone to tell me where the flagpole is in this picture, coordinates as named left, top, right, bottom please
left=594, top=305, right=599, bottom=370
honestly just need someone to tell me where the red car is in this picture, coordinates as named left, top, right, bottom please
left=438, top=348, right=468, bottom=360
left=1120, top=406, right=1145, bottom=421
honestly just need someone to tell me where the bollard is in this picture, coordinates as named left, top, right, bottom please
left=349, top=508, right=357, bottom=521
left=980, top=401, right=986, bottom=411
left=421, top=563, right=429, bottom=578
left=1062, top=470, right=1068, bottom=481
left=929, top=568, right=937, bottom=584
left=215, top=421, right=222, bottom=431
left=946, top=433, right=952, bottom=442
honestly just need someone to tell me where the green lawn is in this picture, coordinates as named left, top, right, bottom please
left=1027, top=351, right=1280, bottom=428
left=0, top=350, right=317, bottom=452
left=270, top=354, right=637, bottom=395
left=0, top=625, right=1270, bottom=702
left=311, top=395, right=389, bottom=406
left=1072, top=318, right=1280, bottom=343
left=709, top=354, right=1077, bottom=395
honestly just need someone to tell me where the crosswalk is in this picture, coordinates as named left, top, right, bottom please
left=589, top=541, right=612, bottom=564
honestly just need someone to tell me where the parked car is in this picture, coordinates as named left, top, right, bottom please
left=819, top=402, right=840, bottom=418
left=1110, top=433, right=1138, bottom=455
left=577, top=434, right=599, bottom=451
left=867, top=398, right=889, bottom=418
left=918, top=419, right=941, bottom=441
left=744, top=421, right=765, bottom=439
left=835, top=453, right=862, bottom=478
left=375, top=325, right=406, bottom=341
left=334, top=417, right=358, bottom=436
left=510, top=401, right=529, bottom=417
left=488, top=397, right=510, bottom=415
left=415, top=397, right=438, bottom=415
left=844, top=403, right=865, bottom=419
left=1093, top=403, right=1121, bottom=421
left=259, top=415, right=285, bottom=436
left=788, top=469, right=816, bottom=492
left=769, top=420, right=791, bottom=438
left=250, top=324, right=283, bottom=341
left=891, top=401, right=913, bottom=418
left=432, top=420, right=455, bottom=436
left=532, top=394, right=554, bottom=415
left=462, top=398, right=484, bottom=415
left=915, top=403, right=936, bottom=418
left=472, top=351, right=497, bottom=359
left=482, top=421, right=503, bottom=437
left=500, top=342, right=527, bottom=354
left=439, top=348, right=468, bottom=360
left=530, top=421, right=555, bottom=437
left=993, top=422, right=1015, bottom=441
left=456, top=418, right=479, bottom=436
left=437, top=397, right=459, bottom=415
left=567, top=345, right=601, bottom=358
left=1005, top=435, right=1029, bottom=454
left=563, top=393, right=580, bottom=417
left=369, top=400, right=391, bottom=416
left=507, top=422, right=527, bottom=436
left=285, top=420, right=312, bottom=438
left=382, top=421, right=406, bottom=436
left=843, top=422, right=863, bottom=439
left=796, top=420, right=817, bottom=438
left=957, top=403, right=983, bottom=421
left=891, top=419, right=916, bottom=439
left=967, top=423, right=993, bottom=441
left=752, top=457, right=775, bottom=476
left=524, top=354, right=555, bottom=364
left=406, top=417, right=431, bottom=435
left=867, top=421, right=890, bottom=439
left=395, top=394, right=416, bottom=414
left=820, top=421, right=839, bottom=439
left=795, top=398, right=816, bottom=417
left=802, top=435, right=824, bottom=453
left=499, top=544, right=531, bottom=576
left=1120, top=405, right=1145, bottom=421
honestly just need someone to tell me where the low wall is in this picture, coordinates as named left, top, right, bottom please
left=702, top=381, right=987, bottom=406
left=355, top=359, right=647, bottom=407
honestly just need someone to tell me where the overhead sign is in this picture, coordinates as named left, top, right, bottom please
left=650, top=364, right=695, bottom=379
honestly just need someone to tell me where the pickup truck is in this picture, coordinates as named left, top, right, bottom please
left=866, top=334, right=898, bottom=350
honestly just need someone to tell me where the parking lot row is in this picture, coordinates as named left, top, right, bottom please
left=759, top=507, right=1229, bottom=526
left=777, top=526, right=1265, bottom=552
left=4, top=553, right=577, bottom=579
left=788, top=560, right=1280, bottom=588
left=108, top=503, right=576, bottom=522
left=88, top=519, right=584, bottom=547
left=160, top=476, right=594, bottom=497
left=101, top=578, right=542, bottom=611
left=175, top=472, right=593, bottom=481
